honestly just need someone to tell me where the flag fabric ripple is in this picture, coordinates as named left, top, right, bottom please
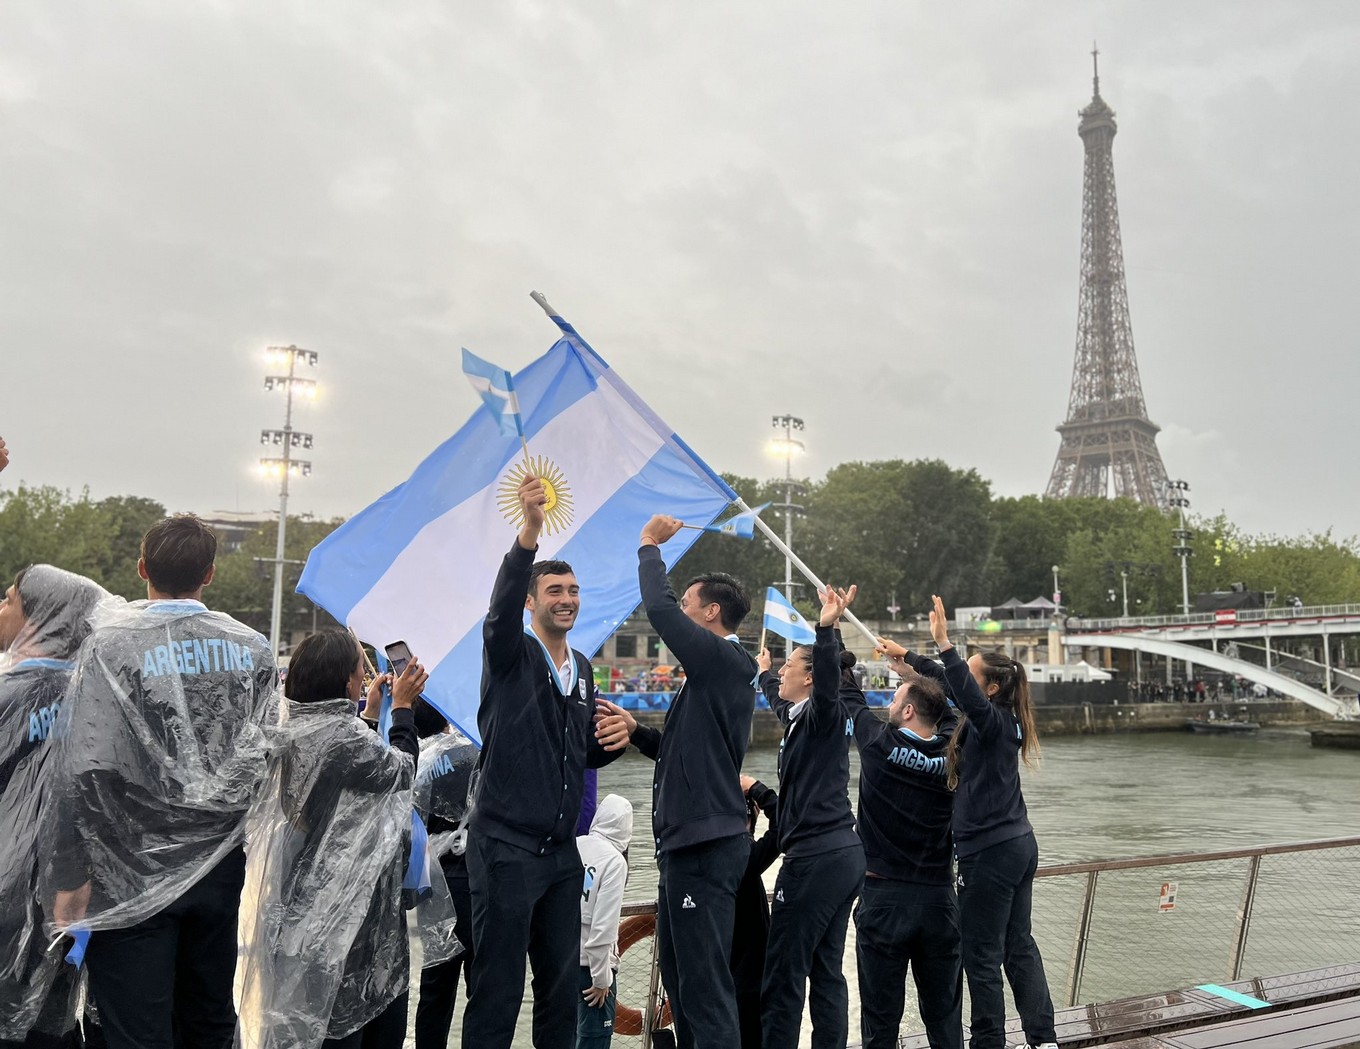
left=762, top=587, right=816, bottom=645
left=704, top=502, right=769, bottom=539
left=298, top=332, right=736, bottom=745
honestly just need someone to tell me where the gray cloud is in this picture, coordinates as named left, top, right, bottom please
left=2, top=0, right=1354, bottom=540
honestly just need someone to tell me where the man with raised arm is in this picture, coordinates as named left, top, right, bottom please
left=595, top=514, right=757, bottom=1049
left=851, top=646, right=961, bottom=1049
left=461, top=476, right=622, bottom=1049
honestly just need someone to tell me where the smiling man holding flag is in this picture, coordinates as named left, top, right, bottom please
left=298, top=299, right=744, bottom=1046
left=460, top=473, right=625, bottom=1049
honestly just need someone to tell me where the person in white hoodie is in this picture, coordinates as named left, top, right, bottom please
left=576, top=794, right=634, bottom=1049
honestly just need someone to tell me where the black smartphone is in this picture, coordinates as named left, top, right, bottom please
left=384, top=640, right=413, bottom=679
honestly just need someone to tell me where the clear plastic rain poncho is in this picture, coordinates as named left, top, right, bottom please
left=237, top=699, right=417, bottom=1048
left=0, top=566, right=108, bottom=1040
left=412, top=730, right=478, bottom=968
left=38, top=597, right=277, bottom=936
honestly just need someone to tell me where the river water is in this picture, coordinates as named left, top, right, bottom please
left=431, top=725, right=1360, bottom=1046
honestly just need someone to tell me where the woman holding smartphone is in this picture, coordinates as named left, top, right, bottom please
left=929, top=595, right=1057, bottom=1049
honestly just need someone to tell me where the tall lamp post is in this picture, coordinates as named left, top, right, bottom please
left=1050, top=564, right=1064, bottom=667
left=768, top=415, right=805, bottom=601
left=260, top=345, right=318, bottom=659
left=1166, top=479, right=1192, bottom=616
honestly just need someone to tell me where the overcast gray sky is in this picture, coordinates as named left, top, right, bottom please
left=3, top=1, right=1355, bottom=540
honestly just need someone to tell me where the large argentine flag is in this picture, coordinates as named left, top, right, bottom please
left=298, top=322, right=736, bottom=744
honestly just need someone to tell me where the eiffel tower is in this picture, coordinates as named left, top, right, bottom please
left=1046, top=49, right=1169, bottom=509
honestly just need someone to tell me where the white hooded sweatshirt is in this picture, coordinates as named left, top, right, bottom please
left=577, top=794, right=634, bottom=989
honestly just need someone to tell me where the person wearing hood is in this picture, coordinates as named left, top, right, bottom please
left=0, top=565, right=108, bottom=1048
left=236, top=627, right=429, bottom=1049
left=576, top=794, right=634, bottom=1049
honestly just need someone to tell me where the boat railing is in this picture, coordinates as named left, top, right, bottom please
left=607, top=835, right=1360, bottom=1046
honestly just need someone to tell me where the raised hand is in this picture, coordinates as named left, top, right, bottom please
left=818, top=584, right=857, bottom=627
left=392, top=658, right=430, bottom=709
left=874, top=635, right=906, bottom=659
left=518, top=475, right=547, bottom=546
left=929, top=595, right=953, bottom=651
left=640, top=514, right=683, bottom=546
left=756, top=648, right=772, bottom=674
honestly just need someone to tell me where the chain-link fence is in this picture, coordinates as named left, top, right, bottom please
left=606, top=836, right=1360, bottom=1046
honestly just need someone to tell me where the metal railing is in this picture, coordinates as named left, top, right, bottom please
left=1037, top=835, right=1360, bottom=1006
left=1070, top=602, right=1360, bottom=632
left=609, top=835, right=1360, bottom=1045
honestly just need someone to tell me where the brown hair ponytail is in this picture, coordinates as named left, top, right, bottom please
left=946, top=652, right=1041, bottom=789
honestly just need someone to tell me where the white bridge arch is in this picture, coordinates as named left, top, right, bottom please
left=1062, top=632, right=1356, bottom=720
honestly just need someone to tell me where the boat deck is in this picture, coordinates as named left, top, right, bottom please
left=878, top=964, right=1360, bottom=1049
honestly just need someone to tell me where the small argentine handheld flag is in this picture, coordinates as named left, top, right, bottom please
left=461, top=348, right=524, bottom=437
left=300, top=315, right=737, bottom=744
left=763, top=586, right=816, bottom=644
left=704, top=503, right=769, bottom=540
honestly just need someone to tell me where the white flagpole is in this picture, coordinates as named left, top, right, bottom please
left=734, top=497, right=878, bottom=650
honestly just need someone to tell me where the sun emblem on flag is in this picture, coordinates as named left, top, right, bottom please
left=789, top=612, right=801, bottom=623
left=498, top=455, right=575, bottom=535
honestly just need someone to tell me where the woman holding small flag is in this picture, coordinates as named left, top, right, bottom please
left=756, top=583, right=865, bottom=1049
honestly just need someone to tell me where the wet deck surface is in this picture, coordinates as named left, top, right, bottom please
left=878, top=963, right=1360, bottom=1049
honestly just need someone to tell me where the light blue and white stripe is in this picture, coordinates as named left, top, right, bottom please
left=763, top=586, right=816, bottom=645
left=461, top=347, right=523, bottom=437
left=300, top=327, right=736, bottom=744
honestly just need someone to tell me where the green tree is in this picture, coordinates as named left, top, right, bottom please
left=1235, top=531, right=1360, bottom=605
left=667, top=475, right=789, bottom=603
left=983, top=496, right=1087, bottom=604
left=799, top=459, right=996, bottom=617
left=0, top=485, right=166, bottom=596
left=210, top=515, right=346, bottom=639
left=92, top=495, right=170, bottom=597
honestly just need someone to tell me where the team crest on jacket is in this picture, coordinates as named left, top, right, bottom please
left=579, top=674, right=589, bottom=704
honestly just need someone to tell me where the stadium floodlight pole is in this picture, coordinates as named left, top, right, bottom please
left=739, top=504, right=878, bottom=649
left=526, top=292, right=877, bottom=649
left=1166, top=478, right=1193, bottom=616
left=260, top=345, right=319, bottom=659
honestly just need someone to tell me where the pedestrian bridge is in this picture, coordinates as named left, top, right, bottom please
left=1067, top=602, right=1360, bottom=644
left=1062, top=631, right=1356, bottom=720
